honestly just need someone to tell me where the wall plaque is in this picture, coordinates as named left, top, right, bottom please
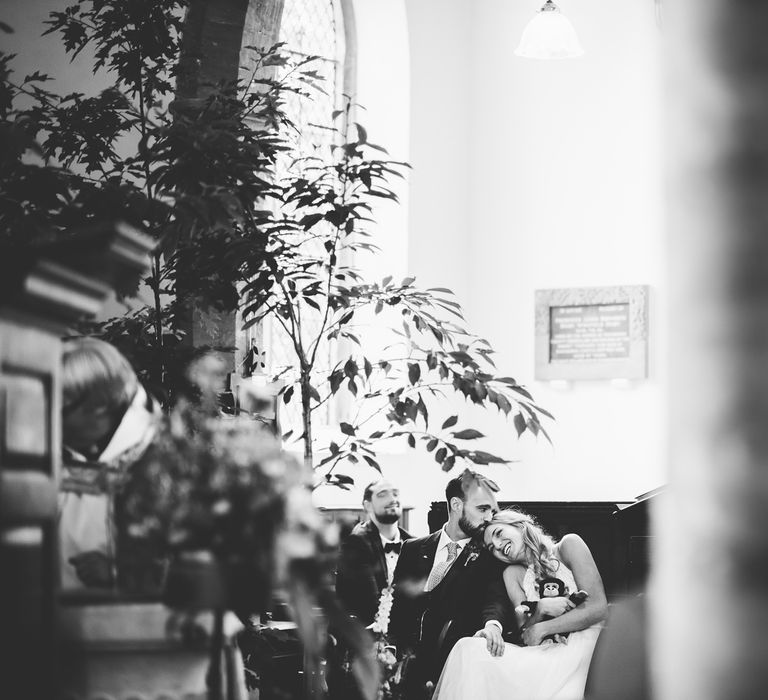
left=535, top=286, right=649, bottom=380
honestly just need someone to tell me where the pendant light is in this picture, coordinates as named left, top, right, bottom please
left=515, top=0, right=584, bottom=60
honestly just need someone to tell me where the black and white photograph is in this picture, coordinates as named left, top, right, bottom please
left=0, top=1, right=764, bottom=699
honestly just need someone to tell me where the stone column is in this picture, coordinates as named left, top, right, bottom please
left=656, top=1, right=768, bottom=698
left=176, top=0, right=282, bottom=373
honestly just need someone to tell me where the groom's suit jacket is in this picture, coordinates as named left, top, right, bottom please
left=389, top=530, right=511, bottom=683
left=335, top=519, right=412, bottom=626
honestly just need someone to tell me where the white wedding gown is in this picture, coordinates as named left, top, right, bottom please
left=433, top=561, right=601, bottom=700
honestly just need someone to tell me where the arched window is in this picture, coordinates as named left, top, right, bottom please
left=245, top=0, right=356, bottom=434
left=279, top=0, right=351, bottom=137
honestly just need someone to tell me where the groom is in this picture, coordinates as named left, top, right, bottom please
left=390, top=469, right=511, bottom=697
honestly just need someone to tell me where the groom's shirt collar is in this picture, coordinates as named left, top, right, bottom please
left=437, top=526, right=471, bottom=555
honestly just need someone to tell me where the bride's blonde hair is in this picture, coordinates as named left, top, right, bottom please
left=488, top=509, right=559, bottom=578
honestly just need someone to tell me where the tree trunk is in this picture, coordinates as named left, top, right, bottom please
left=151, top=252, right=165, bottom=391
left=656, top=1, right=768, bottom=698
left=300, top=372, right=314, bottom=471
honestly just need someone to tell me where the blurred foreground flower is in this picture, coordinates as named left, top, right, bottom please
left=116, top=354, right=379, bottom=698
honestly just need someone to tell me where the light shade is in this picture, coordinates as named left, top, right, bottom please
left=515, top=1, right=584, bottom=60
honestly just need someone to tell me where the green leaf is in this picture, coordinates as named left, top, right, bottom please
left=496, top=377, right=518, bottom=386
left=417, top=396, right=429, bottom=427
left=340, top=422, right=356, bottom=436
left=513, top=413, right=527, bottom=437
left=530, top=402, right=555, bottom=420
left=283, top=385, right=294, bottom=404
left=510, top=385, right=534, bottom=401
left=407, top=434, right=416, bottom=448
left=356, top=123, right=368, bottom=144
left=318, top=453, right=337, bottom=467
left=435, top=447, right=447, bottom=463
left=408, top=362, right=421, bottom=385
left=300, top=213, right=323, bottom=230
left=329, top=370, right=344, bottom=394
left=470, top=451, right=509, bottom=465
left=426, top=438, right=438, bottom=452
left=442, top=415, right=459, bottom=430
left=452, top=429, right=484, bottom=440
left=344, top=357, right=359, bottom=379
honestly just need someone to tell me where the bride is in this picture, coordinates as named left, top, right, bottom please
left=433, top=509, right=608, bottom=700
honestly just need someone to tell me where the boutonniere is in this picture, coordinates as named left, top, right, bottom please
left=464, top=543, right=481, bottom=566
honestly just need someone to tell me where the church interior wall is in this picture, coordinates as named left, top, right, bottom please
left=6, top=0, right=666, bottom=534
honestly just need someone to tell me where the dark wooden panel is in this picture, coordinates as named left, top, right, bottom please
left=612, top=489, right=661, bottom=593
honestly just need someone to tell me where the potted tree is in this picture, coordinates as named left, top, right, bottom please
left=0, top=1, right=320, bottom=402
left=1, top=4, right=376, bottom=698
left=240, top=100, right=552, bottom=478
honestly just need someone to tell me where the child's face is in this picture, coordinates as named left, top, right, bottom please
left=63, top=400, right=120, bottom=455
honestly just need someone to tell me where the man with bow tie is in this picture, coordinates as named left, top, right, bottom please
left=336, top=478, right=412, bottom=626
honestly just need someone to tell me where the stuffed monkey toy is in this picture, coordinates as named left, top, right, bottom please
left=515, top=576, right=589, bottom=642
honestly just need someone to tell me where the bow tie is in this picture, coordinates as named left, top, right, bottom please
left=384, top=541, right=402, bottom=554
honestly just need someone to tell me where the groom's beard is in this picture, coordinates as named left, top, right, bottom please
left=458, top=513, right=483, bottom=538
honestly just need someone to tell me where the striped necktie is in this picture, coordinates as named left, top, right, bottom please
left=426, top=540, right=459, bottom=591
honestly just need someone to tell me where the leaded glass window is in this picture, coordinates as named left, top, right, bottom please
left=255, top=0, right=351, bottom=432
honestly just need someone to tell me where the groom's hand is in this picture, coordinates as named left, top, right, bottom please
left=474, top=621, right=505, bottom=657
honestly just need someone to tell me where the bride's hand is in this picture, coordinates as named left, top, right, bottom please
left=521, top=623, right=546, bottom=647
left=537, top=596, right=575, bottom=618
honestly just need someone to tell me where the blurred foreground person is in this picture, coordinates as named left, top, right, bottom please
left=59, top=338, right=160, bottom=591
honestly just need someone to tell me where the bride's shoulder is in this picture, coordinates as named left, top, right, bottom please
left=554, top=534, right=590, bottom=564
left=556, top=533, right=588, bottom=552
